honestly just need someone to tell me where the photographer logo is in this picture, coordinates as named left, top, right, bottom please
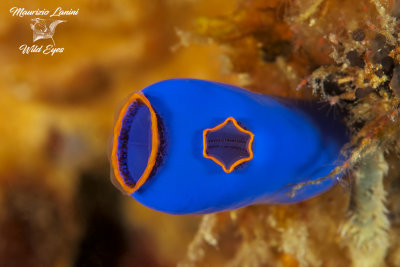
left=10, top=7, right=79, bottom=56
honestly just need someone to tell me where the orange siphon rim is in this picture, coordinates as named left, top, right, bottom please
left=111, top=92, right=159, bottom=194
left=203, top=117, right=254, bottom=173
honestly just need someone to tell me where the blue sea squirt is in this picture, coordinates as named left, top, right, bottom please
left=110, top=79, right=349, bottom=214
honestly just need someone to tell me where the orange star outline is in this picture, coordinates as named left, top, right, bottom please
left=203, top=117, right=254, bottom=173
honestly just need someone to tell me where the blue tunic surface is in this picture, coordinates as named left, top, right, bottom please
left=112, top=79, right=348, bottom=214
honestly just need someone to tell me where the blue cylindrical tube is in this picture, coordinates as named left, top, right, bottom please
left=110, top=79, right=348, bottom=214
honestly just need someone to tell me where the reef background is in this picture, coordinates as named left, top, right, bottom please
left=1, top=0, right=400, bottom=266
